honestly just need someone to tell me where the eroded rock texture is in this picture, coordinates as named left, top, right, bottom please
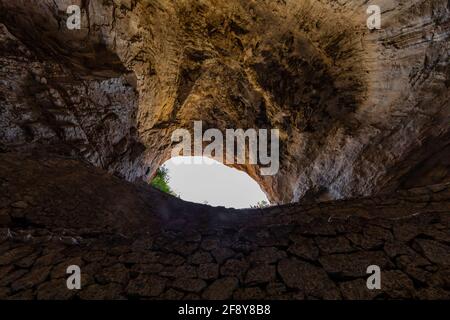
left=0, top=0, right=449, bottom=300
left=1, top=153, right=450, bottom=300
left=0, top=0, right=449, bottom=202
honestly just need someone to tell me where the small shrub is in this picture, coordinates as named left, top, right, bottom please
left=151, top=166, right=176, bottom=196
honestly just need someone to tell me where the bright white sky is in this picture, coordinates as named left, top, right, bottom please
left=163, top=156, right=269, bottom=209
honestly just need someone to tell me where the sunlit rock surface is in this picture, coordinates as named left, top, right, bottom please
left=0, top=0, right=449, bottom=300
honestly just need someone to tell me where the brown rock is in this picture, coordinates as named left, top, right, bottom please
left=119, top=251, right=159, bottom=264
left=83, top=250, right=107, bottom=263
left=161, top=264, right=197, bottom=279
left=198, top=263, right=219, bottom=280
left=95, top=263, right=129, bottom=285
left=7, top=289, right=34, bottom=300
left=161, top=288, right=185, bottom=300
left=126, top=275, right=167, bottom=297
left=201, top=238, right=220, bottom=251
left=249, top=247, right=287, bottom=264
left=0, top=2, right=449, bottom=298
left=0, top=209, right=11, bottom=225
left=339, top=279, right=379, bottom=300
left=393, top=224, right=422, bottom=242
left=183, top=293, right=201, bottom=300
left=172, top=278, right=207, bottom=293
left=315, top=236, right=355, bottom=254
left=131, top=263, right=164, bottom=274
left=414, top=239, right=450, bottom=266
left=287, top=238, right=319, bottom=261
left=381, top=270, right=415, bottom=299
left=11, top=265, right=52, bottom=292
left=34, top=251, right=64, bottom=267
left=0, top=268, right=28, bottom=287
left=211, top=247, right=235, bottom=264
left=168, top=241, right=199, bottom=256
left=319, top=251, right=392, bottom=278
left=430, top=267, right=450, bottom=288
left=188, top=251, right=213, bottom=265
left=220, top=259, right=249, bottom=277
left=278, top=258, right=340, bottom=299
left=202, top=277, right=238, bottom=300
left=79, top=283, right=125, bottom=300
left=297, top=220, right=336, bottom=236
left=245, top=265, right=276, bottom=285
left=158, top=253, right=185, bottom=266
left=14, top=250, right=40, bottom=268
left=11, top=201, right=28, bottom=209
left=234, top=287, right=266, bottom=300
left=266, top=282, right=287, bottom=297
left=1, top=0, right=449, bottom=205
left=415, top=287, right=450, bottom=300
left=37, top=279, right=77, bottom=300
left=0, top=287, right=10, bottom=299
left=50, top=257, right=84, bottom=279
left=0, top=246, right=34, bottom=265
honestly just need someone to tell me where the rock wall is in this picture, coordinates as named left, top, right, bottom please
left=0, top=0, right=449, bottom=301
left=0, top=13, right=145, bottom=181
left=1, top=0, right=449, bottom=203
left=1, top=153, right=450, bottom=299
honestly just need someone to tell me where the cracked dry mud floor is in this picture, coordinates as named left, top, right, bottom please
left=1, top=153, right=450, bottom=300
left=0, top=0, right=450, bottom=300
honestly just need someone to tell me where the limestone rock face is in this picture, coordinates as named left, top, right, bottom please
left=0, top=0, right=449, bottom=203
left=1, top=0, right=450, bottom=301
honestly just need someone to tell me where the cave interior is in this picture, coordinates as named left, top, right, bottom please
left=0, top=0, right=449, bottom=300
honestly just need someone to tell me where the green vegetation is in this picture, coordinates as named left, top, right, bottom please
left=151, top=166, right=176, bottom=196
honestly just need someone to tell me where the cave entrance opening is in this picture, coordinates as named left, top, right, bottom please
left=151, top=156, right=270, bottom=209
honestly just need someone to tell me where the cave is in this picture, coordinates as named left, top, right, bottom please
left=157, top=156, right=270, bottom=208
left=0, top=0, right=449, bottom=300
